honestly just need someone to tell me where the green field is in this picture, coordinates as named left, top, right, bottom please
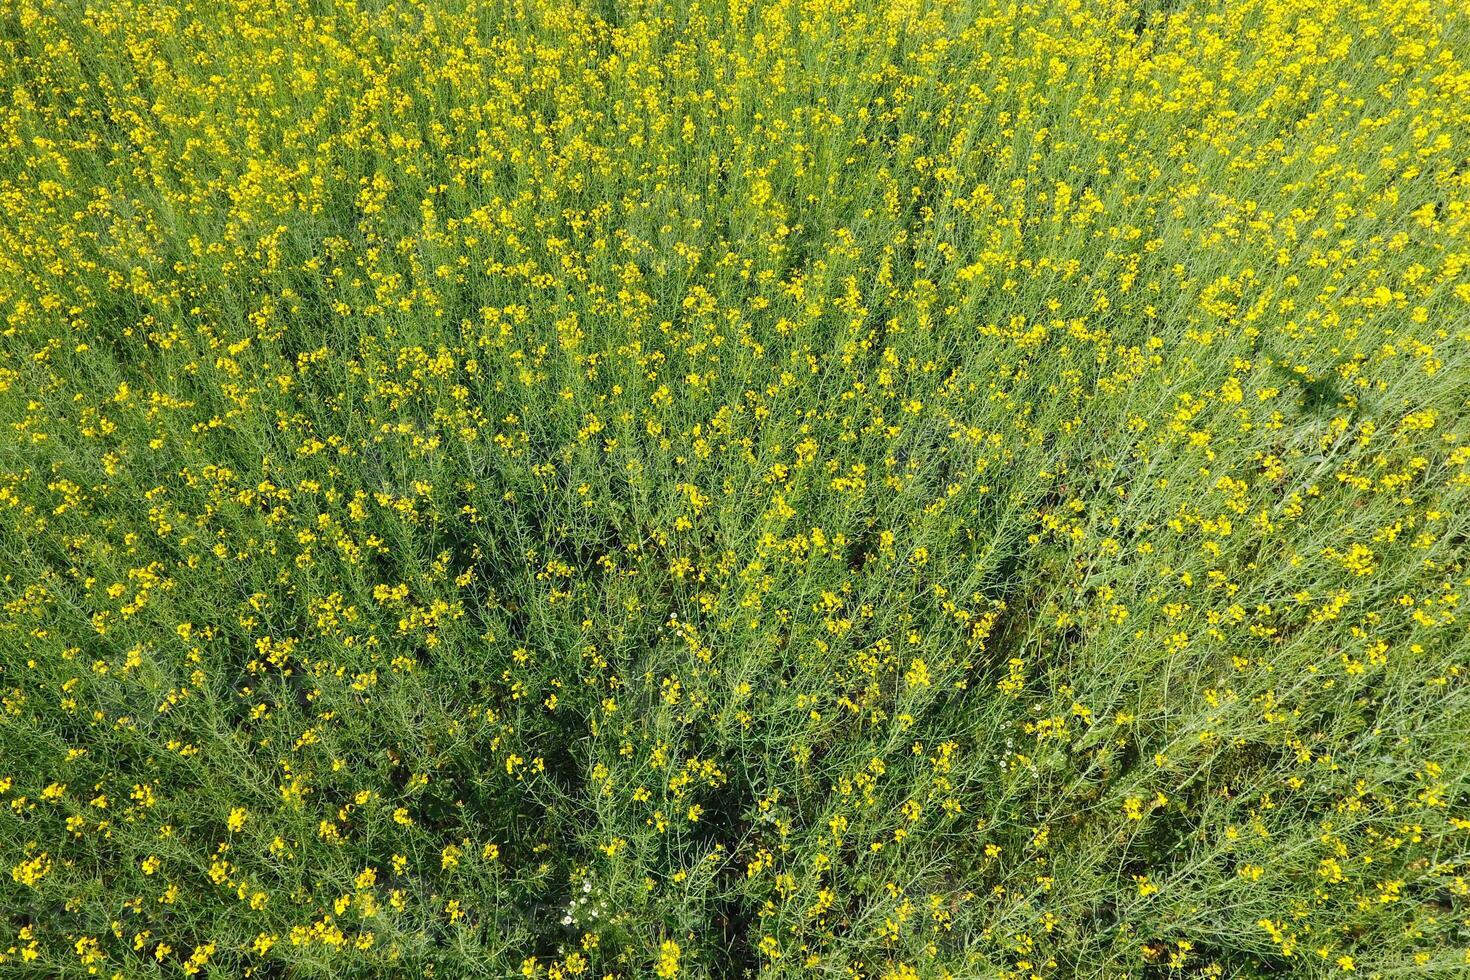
left=2, top=0, right=1469, bottom=976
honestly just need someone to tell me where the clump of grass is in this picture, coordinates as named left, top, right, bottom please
left=1, top=0, right=1468, bottom=976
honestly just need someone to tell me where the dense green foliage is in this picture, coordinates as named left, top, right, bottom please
left=2, top=0, right=1469, bottom=976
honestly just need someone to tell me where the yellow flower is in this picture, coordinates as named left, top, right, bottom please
left=10, top=853, right=51, bottom=888
left=654, top=939, right=681, bottom=978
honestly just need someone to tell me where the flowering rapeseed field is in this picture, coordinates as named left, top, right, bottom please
left=2, top=0, right=1469, bottom=976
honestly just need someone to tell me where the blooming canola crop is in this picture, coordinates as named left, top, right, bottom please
left=1, top=0, right=1468, bottom=976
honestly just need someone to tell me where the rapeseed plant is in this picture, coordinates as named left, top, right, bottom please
left=1, top=0, right=1468, bottom=976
